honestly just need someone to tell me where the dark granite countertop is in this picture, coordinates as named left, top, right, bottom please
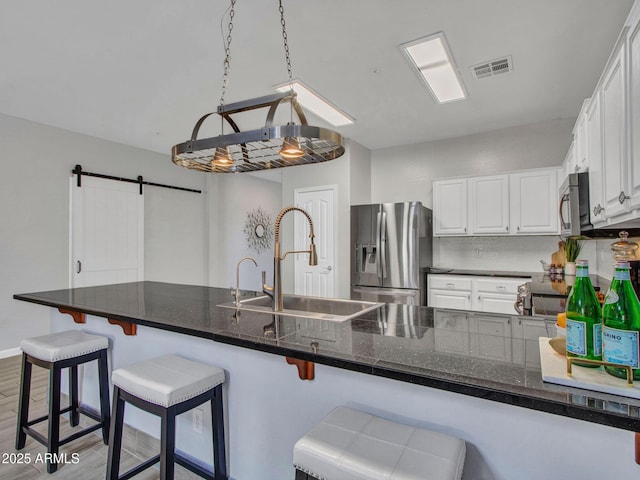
left=424, top=267, right=537, bottom=278
left=13, top=281, right=640, bottom=433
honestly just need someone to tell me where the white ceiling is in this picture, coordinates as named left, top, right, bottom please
left=0, top=0, right=634, bottom=155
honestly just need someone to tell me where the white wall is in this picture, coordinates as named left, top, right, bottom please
left=207, top=172, right=282, bottom=292
left=0, top=113, right=207, bottom=353
left=371, top=118, right=575, bottom=272
left=281, top=139, right=370, bottom=299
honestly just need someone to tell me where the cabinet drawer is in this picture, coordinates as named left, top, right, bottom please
left=475, top=277, right=529, bottom=295
left=428, top=275, right=472, bottom=291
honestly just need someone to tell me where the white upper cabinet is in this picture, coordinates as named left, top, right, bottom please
left=509, top=169, right=559, bottom=234
left=601, top=37, right=628, bottom=218
left=586, top=92, right=606, bottom=224
left=469, top=175, right=510, bottom=235
left=433, top=178, right=468, bottom=236
left=573, top=99, right=590, bottom=173
left=629, top=18, right=640, bottom=210
left=433, top=168, right=560, bottom=237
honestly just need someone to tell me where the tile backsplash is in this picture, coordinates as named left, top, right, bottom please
left=434, top=235, right=639, bottom=279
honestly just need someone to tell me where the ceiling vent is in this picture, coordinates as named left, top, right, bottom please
left=470, top=56, right=513, bottom=80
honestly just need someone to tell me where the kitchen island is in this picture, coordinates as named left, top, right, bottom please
left=14, top=281, right=640, bottom=479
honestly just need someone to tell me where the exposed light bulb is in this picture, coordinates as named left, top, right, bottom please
left=211, top=147, right=233, bottom=166
left=279, top=137, right=304, bottom=160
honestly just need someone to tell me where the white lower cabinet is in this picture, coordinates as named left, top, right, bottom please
left=428, top=274, right=529, bottom=315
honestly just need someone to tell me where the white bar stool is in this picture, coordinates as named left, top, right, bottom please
left=16, top=329, right=111, bottom=474
left=294, top=406, right=466, bottom=480
left=106, top=354, right=227, bottom=480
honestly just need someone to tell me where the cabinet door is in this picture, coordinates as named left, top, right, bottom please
left=586, top=92, right=606, bottom=224
left=509, top=169, right=559, bottom=234
left=562, top=141, right=575, bottom=182
left=433, top=179, right=468, bottom=236
left=574, top=99, right=590, bottom=172
left=469, top=175, right=510, bottom=235
left=434, top=310, right=470, bottom=355
left=475, top=294, right=519, bottom=315
left=429, top=289, right=472, bottom=310
left=469, top=314, right=512, bottom=362
left=601, top=40, right=628, bottom=218
left=629, top=20, right=640, bottom=209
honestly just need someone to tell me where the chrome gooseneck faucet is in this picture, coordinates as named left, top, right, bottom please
left=267, top=206, right=318, bottom=312
left=234, top=256, right=258, bottom=307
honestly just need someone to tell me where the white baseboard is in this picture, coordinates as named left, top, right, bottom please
left=0, top=347, right=21, bottom=359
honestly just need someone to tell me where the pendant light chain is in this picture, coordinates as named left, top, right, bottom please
left=219, top=0, right=236, bottom=109
left=279, top=0, right=294, bottom=86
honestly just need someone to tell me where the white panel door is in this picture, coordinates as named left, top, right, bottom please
left=71, top=176, right=144, bottom=287
left=294, top=186, right=335, bottom=297
left=586, top=92, right=606, bottom=224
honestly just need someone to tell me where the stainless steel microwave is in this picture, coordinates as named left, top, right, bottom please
left=559, top=172, right=590, bottom=237
left=559, top=172, right=640, bottom=238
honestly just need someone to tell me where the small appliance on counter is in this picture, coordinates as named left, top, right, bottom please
left=350, top=202, right=432, bottom=305
left=610, top=231, right=640, bottom=297
left=516, top=275, right=607, bottom=317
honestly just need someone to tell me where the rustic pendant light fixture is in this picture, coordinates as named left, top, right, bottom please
left=172, top=0, right=345, bottom=173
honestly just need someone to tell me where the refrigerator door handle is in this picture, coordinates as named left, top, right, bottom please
left=375, top=211, right=382, bottom=280
left=380, top=211, right=387, bottom=279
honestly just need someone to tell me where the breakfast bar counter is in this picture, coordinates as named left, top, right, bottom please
left=13, top=281, right=640, bottom=479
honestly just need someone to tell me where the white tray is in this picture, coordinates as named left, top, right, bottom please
left=539, top=337, right=640, bottom=400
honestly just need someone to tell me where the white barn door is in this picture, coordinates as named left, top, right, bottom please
left=294, top=186, right=336, bottom=297
left=70, top=176, right=144, bottom=287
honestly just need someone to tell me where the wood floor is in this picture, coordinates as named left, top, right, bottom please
left=0, top=355, right=201, bottom=479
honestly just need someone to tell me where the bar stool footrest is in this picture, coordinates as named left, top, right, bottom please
left=119, top=454, right=160, bottom=480
left=175, top=453, right=215, bottom=480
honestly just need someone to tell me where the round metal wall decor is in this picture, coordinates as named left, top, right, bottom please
left=243, top=208, right=273, bottom=253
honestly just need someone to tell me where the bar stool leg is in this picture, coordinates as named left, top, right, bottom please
left=106, top=386, right=125, bottom=480
left=160, top=406, right=176, bottom=480
left=98, top=350, right=110, bottom=444
left=69, top=365, right=80, bottom=427
left=47, top=364, right=62, bottom=474
left=15, top=353, right=31, bottom=450
left=211, top=385, right=227, bottom=480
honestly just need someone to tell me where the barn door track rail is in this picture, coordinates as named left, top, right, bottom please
left=72, top=164, right=202, bottom=195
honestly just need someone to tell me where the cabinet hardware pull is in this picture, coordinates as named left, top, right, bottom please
left=619, top=191, right=631, bottom=205
left=593, top=204, right=604, bottom=216
left=445, top=283, right=454, bottom=288
left=76, top=261, right=82, bottom=274
left=506, top=226, right=509, bottom=231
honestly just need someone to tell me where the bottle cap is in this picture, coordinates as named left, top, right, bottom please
left=577, top=259, right=588, bottom=266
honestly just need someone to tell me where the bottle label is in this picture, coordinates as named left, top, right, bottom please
left=603, top=327, right=640, bottom=368
left=614, top=269, right=631, bottom=281
left=566, top=320, right=587, bottom=356
left=604, top=290, right=619, bottom=305
left=576, top=266, right=589, bottom=278
left=593, top=323, right=602, bottom=356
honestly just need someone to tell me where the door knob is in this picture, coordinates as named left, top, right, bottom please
left=326, top=266, right=332, bottom=271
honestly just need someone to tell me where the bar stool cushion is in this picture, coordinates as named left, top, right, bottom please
left=294, top=407, right=466, bottom=480
left=20, top=330, right=109, bottom=362
left=112, top=354, right=225, bottom=407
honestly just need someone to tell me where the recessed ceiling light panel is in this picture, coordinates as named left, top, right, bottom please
left=401, top=32, right=467, bottom=104
left=274, top=79, right=354, bottom=126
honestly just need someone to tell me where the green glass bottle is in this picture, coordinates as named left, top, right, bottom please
left=565, top=260, right=602, bottom=366
left=603, top=261, right=640, bottom=379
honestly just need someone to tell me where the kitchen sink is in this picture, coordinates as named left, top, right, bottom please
left=218, top=294, right=383, bottom=322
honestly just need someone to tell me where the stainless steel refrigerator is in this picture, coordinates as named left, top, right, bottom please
left=350, top=202, right=432, bottom=305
